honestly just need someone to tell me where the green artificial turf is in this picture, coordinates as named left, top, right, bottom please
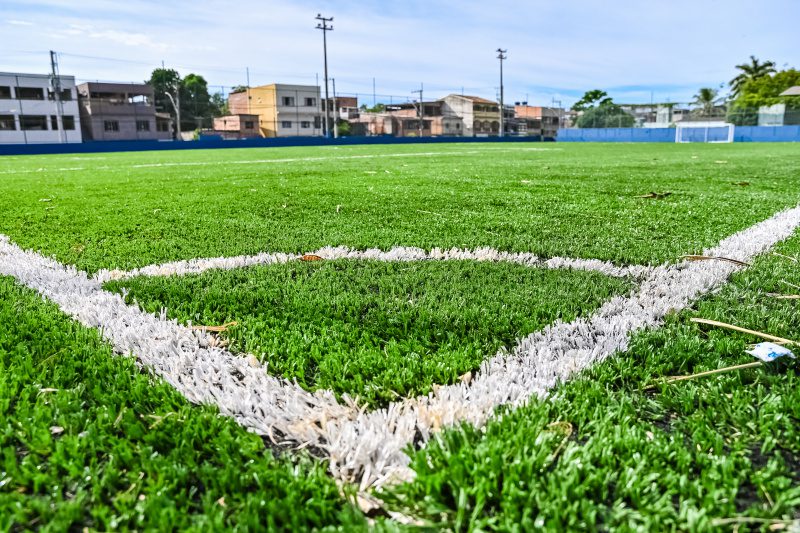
left=384, top=232, right=800, bottom=530
left=0, top=143, right=798, bottom=272
left=0, top=277, right=365, bottom=531
left=106, top=259, right=630, bottom=406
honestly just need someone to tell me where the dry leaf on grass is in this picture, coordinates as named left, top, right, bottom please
left=300, top=254, right=324, bottom=262
left=635, top=191, right=672, bottom=199
left=191, top=321, right=238, bottom=333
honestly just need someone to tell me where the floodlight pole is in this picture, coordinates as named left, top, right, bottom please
left=497, top=48, right=507, bottom=138
left=316, top=14, right=333, bottom=139
left=164, top=90, right=181, bottom=141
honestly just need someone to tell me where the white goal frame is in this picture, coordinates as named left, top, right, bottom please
left=675, top=122, right=735, bottom=143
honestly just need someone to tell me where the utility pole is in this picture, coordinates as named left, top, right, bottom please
left=497, top=48, right=507, bottom=138
left=165, top=88, right=181, bottom=141
left=49, top=50, right=65, bottom=143
left=332, top=78, right=339, bottom=138
left=412, top=83, right=423, bottom=137
left=315, top=13, right=333, bottom=138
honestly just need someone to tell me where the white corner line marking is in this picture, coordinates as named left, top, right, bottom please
left=92, top=246, right=650, bottom=283
left=1, top=205, right=799, bottom=491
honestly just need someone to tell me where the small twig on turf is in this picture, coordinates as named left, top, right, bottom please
left=710, top=517, right=793, bottom=529
left=191, top=321, right=238, bottom=333
left=690, top=318, right=800, bottom=346
left=773, top=252, right=799, bottom=263
left=766, top=293, right=800, bottom=300
left=682, top=255, right=750, bottom=267
left=781, top=280, right=800, bottom=291
left=657, top=361, right=763, bottom=388
left=635, top=191, right=672, bottom=199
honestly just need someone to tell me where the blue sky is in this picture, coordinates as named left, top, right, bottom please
left=2, top=0, right=798, bottom=106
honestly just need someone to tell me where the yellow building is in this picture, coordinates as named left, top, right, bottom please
left=227, top=84, right=323, bottom=138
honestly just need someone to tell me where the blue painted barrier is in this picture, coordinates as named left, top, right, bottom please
left=0, top=135, right=545, bottom=156
left=558, top=125, right=800, bottom=143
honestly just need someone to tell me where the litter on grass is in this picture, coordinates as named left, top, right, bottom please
left=635, top=191, right=672, bottom=199
left=746, top=342, right=796, bottom=362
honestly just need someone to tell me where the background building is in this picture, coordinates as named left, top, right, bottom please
left=0, top=72, right=82, bottom=144
left=212, top=114, right=260, bottom=139
left=440, top=94, right=500, bottom=137
left=227, top=84, right=322, bottom=137
left=514, top=105, right=561, bottom=138
left=77, top=82, right=172, bottom=141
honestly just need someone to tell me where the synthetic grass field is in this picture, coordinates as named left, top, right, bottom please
left=1, top=142, right=799, bottom=530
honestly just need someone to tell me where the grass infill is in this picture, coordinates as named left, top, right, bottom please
left=106, top=259, right=630, bottom=406
left=383, top=235, right=800, bottom=530
left=0, top=277, right=365, bottom=530
left=1, top=143, right=799, bottom=272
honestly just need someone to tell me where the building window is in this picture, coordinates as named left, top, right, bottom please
left=304, top=97, right=316, bottom=107
left=51, top=115, right=59, bottom=130
left=0, top=115, right=15, bottom=130
left=136, top=120, right=150, bottom=131
left=17, top=87, right=45, bottom=100
left=20, top=115, right=48, bottom=130
left=48, top=88, right=73, bottom=101
left=281, top=121, right=292, bottom=128
left=62, top=116, right=75, bottom=130
left=300, top=121, right=310, bottom=128
left=281, top=96, right=295, bottom=106
left=244, top=121, right=254, bottom=129
left=104, top=120, right=120, bottom=132
left=157, top=121, right=170, bottom=132
left=0, top=86, right=11, bottom=99
left=314, top=116, right=321, bottom=129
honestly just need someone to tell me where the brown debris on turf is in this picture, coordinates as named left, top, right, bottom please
left=732, top=181, right=751, bottom=187
left=682, top=255, right=751, bottom=267
left=300, top=254, right=324, bottom=261
left=690, top=318, right=799, bottom=346
left=191, top=321, right=238, bottom=333
left=635, top=191, right=672, bottom=199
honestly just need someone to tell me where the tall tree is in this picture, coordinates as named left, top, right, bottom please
left=727, top=68, right=800, bottom=125
left=572, top=90, right=612, bottom=112
left=691, top=87, right=723, bottom=116
left=146, top=68, right=181, bottom=116
left=181, top=73, right=212, bottom=129
left=729, top=56, right=776, bottom=97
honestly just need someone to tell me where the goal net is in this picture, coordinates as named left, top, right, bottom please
left=675, top=122, right=735, bottom=143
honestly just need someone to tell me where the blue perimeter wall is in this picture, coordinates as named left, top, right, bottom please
left=2, top=126, right=797, bottom=155
left=558, top=125, right=800, bottom=143
left=0, top=134, right=547, bottom=156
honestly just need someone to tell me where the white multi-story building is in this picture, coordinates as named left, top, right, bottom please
left=0, top=72, right=82, bottom=144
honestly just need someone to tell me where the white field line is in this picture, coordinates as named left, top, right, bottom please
left=2, top=205, right=799, bottom=492
left=0, top=146, right=556, bottom=175
left=92, top=246, right=650, bottom=283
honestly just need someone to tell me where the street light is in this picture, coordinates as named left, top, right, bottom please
left=497, top=48, right=507, bottom=138
left=316, top=14, right=333, bottom=138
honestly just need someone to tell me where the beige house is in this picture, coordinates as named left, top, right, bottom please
left=212, top=113, right=260, bottom=139
left=227, top=84, right=322, bottom=137
left=440, top=94, right=500, bottom=137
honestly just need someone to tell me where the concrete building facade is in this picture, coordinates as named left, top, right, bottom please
left=385, top=101, right=464, bottom=136
left=0, top=72, right=82, bottom=144
left=440, top=94, right=500, bottom=137
left=77, top=82, right=172, bottom=141
left=212, top=114, right=261, bottom=139
left=514, top=105, right=561, bottom=138
left=228, top=84, right=323, bottom=137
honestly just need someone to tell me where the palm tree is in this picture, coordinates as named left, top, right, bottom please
left=729, top=56, right=776, bottom=97
left=692, top=88, right=722, bottom=116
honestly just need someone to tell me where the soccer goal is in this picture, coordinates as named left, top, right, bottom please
left=675, top=122, right=735, bottom=143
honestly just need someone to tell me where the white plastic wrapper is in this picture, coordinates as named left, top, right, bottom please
left=746, top=342, right=796, bottom=362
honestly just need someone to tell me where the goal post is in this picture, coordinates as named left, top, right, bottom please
left=675, top=122, right=735, bottom=143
